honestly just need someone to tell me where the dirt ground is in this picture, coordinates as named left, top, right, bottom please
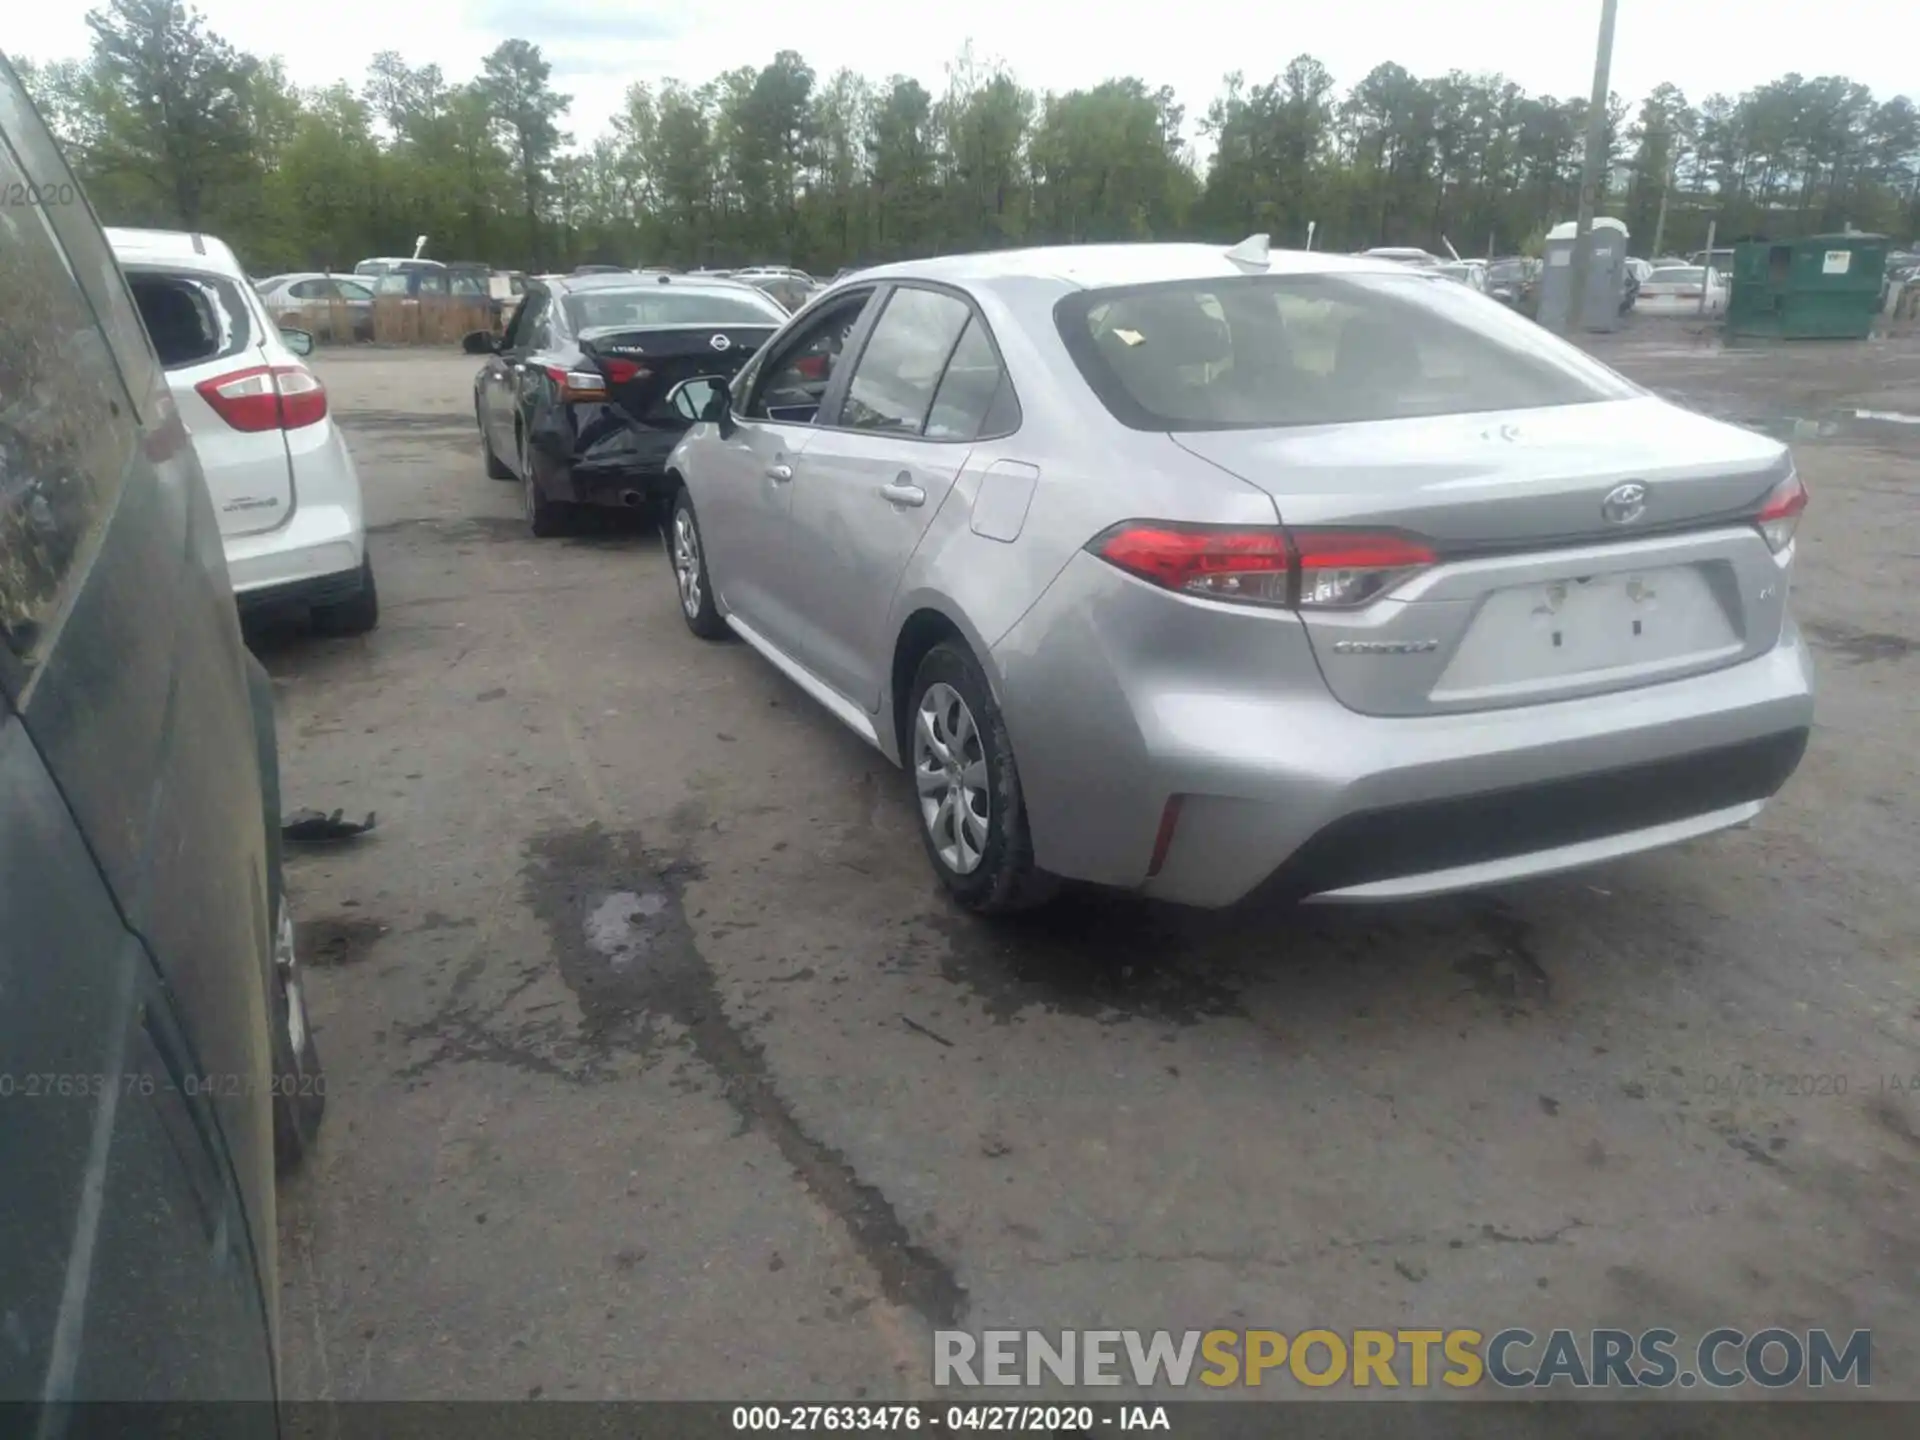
left=267, top=321, right=1920, bottom=1407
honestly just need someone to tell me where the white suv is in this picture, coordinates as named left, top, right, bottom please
left=108, top=228, right=377, bottom=633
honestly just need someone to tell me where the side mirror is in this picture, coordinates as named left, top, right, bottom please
left=462, top=329, right=499, bottom=356
left=665, top=376, right=731, bottom=426
left=279, top=327, right=314, bottom=357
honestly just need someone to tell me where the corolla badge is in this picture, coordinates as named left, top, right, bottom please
left=1601, top=482, right=1648, bottom=525
left=709, top=333, right=732, bottom=351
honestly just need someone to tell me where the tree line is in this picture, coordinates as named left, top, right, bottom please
left=18, top=0, right=1920, bottom=279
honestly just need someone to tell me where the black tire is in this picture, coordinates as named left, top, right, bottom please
left=311, top=556, right=378, bottom=636
left=522, top=429, right=572, bottom=537
left=670, top=487, right=728, bottom=639
left=270, top=902, right=326, bottom=1174
left=907, top=641, right=1058, bottom=913
left=481, top=408, right=513, bottom=479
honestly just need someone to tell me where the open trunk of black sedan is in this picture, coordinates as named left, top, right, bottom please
left=578, top=323, right=777, bottom=424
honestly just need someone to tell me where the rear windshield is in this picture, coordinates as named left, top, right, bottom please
left=564, top=288, right=785, bottom=330
left=1650, top=268, right=1705, bottom=285
left=123, top=269, right=253, bottom=370
left=1055, top=273, right=1634, bottom=431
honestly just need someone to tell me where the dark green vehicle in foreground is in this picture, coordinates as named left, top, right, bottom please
left=2, top=51, right=322, bottom=1425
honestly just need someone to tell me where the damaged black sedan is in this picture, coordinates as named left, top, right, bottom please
left=466, top=273, right=788, bottom=535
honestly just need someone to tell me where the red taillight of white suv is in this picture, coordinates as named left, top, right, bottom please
left=195, top=365, right=329, bottom=432
left=1090, top=522, right=1435, bottom=611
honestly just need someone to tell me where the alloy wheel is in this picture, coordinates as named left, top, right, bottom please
left=913, top=682, right=990, bottom=874
left=673, top=509, right=703, bottom=619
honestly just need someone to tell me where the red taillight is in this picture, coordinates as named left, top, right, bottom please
left=1755, top=471, right=1808, bottom=554
left=545, top=364, right=608, bottom=402
left=1089, top=523, right=1434, bottom=610
left=598, top=357, right=652, bottom=385
left=1092, top=524, right=1292, bottom=604
left=194, top=365, right=328, bottom=432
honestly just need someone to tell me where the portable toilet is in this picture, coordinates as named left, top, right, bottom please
left=1725, top=234, right=1887, bottom=339
left=1537, top=218, right=1629, bottom=332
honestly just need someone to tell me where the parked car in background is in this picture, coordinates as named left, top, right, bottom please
left=354, top=255, right=444, bottom=285
left=466, top=272, right=790, bottom=535
left=736, top=265, right=817, bottom=285
left=738, top=271, right=820, bottom=313
left=254, top=271, right=376, bottom=341
left=491, top=268, right=529, bottom=326
left=1437, top=259, right=1488, bottom=293
left=1691, top=248, right=1737, bottom=273
left=1485, top=256, right=1541, bottom=312
left=109, top=227, right=379, bottom=633
left=3, top=49, right=321, bottom=1416
left=1638, top=264, right=1729, bottom=316
left=1362, top=247, right=1445, bottom=269
left=662, top=241, right=1811, bottom=913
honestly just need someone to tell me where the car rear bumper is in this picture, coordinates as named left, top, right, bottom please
left=992, top=553, right=1815, bottom=909
left=225, top=502, right=364, bottom=600
left=553, top=413, right=685, bottom=506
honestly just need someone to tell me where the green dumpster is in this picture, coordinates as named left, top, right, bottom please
left=1726, top=233, right=1888, bottom=339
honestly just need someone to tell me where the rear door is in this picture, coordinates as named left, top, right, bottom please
left=482, top=287, right=548, bottom=459
left=121, top=263, right=295, bottom=538
left=783, top=283, right=990, bottom=706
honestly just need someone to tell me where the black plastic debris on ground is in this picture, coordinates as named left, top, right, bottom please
left=282, top=808, right=378, bottom=843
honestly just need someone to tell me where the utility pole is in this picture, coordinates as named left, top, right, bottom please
left=1561, top=0, right=1621, bottom=334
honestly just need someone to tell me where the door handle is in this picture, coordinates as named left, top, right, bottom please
left=768, top=462, right=793, bottom=482
left=880, top=479, right=926, bottom=508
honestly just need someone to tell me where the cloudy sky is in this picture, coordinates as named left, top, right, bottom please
left=12, top=0, right=1911, bottom=149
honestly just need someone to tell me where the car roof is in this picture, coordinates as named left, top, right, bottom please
left=106, top=226, right=245, bottom=277
left=849, top=243, right=1399, bottom=294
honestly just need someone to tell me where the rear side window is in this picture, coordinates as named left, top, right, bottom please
left=924, top=318, right=1015, bottom=442
left=0, top=133, right=136, bottom=670
left=123, top=271, right=253, bottom=370
left=1056, top=273, right=1635, bottom=431
left=289, top=278, right=329, bottom=300
left=840, top=287, right=971, bottom=434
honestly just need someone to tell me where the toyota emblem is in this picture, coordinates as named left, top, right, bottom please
left=1601, top=482, right=1647, bottom=525
left=709, top=333, right=732, bottom=352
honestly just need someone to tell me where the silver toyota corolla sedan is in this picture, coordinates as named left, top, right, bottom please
left=661, top=240, right=1814, bottom=912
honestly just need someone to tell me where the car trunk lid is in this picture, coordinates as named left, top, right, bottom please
left=1171, top=397, right=1796, bottom=717
left=578, top=323, right=777, bottom=424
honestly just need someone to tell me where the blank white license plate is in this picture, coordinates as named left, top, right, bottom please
left=1437, top=565, right=1736, bottom=692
